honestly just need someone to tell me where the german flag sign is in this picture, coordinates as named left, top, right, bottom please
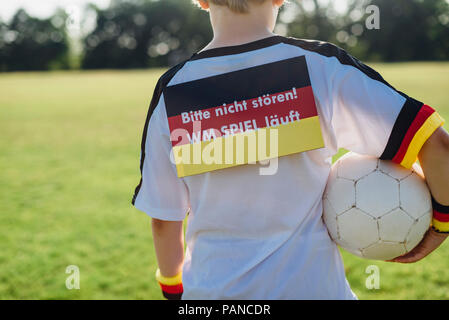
left=163, top=55, right=325, bottom=177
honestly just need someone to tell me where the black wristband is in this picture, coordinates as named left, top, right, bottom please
left=432, top=197, right=449, bottom=214
left=431, top=197, right=449, bottom=234
left=162, top=291, right=183, bottom=300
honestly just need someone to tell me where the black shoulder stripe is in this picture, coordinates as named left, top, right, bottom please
left=189, top=35, right=403, bottom=98
left=282, top=37, right=426, bottom=160
left=132, top=60, right=189, bottom=205
left=282, top=37, right=403, bottom=96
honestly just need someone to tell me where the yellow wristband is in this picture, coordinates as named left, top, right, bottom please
left=155, top=269, right=182, bottom=286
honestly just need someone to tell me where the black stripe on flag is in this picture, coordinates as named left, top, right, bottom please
left=163, top=55, right=311, bottom=117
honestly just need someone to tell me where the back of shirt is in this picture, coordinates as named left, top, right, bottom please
left=132, top=36, right=443, bottom=299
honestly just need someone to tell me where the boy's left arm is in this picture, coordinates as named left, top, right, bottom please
left=391, top=127, right=449, bottom=263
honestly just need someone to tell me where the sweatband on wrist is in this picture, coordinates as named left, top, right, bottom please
left=155, top=269, right=183, bottom=300
left=431, top=197, right=449, bottom=234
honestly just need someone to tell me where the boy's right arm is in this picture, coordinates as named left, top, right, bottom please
left=390, top=127, right=449, bottom=263
left=326, top=47, right=446, bottom=262
left=152, top=218, right=185, bottom=299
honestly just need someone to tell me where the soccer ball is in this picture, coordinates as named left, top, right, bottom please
left=323, top=152, right=432, bottom=261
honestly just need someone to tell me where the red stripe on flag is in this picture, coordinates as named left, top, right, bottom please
left=168, top=86, right=318, bottom=147
left=433, top=210, right=449, bottom=223
left=392, top=105, right=435, bottom=164
left=159, top=283, right=183, bottom=294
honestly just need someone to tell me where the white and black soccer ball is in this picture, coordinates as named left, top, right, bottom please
left=323, top=152, right=432, bottom=261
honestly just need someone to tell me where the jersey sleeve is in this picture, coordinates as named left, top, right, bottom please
left=330, top=57, right=444, bottom=169
left=132, top=83, right=190, bottom=221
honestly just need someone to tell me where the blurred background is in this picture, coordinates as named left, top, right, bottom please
left=1, top=0, right=449, bottom=71
left=0, top=0, right=448, bottom=299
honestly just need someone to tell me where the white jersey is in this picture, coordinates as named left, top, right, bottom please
left=132, top=35, right=442, bottom=299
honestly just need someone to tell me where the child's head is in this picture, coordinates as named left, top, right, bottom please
left=194, top=0, right=284, bottom=33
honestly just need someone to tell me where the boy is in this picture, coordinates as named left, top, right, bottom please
left=132, top=0, right=449, bottom=300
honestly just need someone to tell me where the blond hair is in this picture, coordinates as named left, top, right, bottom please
left=193, top=0, right=268, bottom=14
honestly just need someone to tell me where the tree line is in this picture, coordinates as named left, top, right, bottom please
left=0, top=0, right=448, bottom=72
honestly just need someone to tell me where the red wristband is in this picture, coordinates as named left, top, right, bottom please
left=158, top=282, right=183, bottom=300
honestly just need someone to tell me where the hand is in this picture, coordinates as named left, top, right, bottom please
left=388, top=227, right=448, bottom=263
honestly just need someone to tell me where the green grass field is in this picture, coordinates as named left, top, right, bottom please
left=1, top=62, right=448, bottom=300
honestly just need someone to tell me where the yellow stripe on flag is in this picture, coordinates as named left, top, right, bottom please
left=172, top=116, right=324, bottom=177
